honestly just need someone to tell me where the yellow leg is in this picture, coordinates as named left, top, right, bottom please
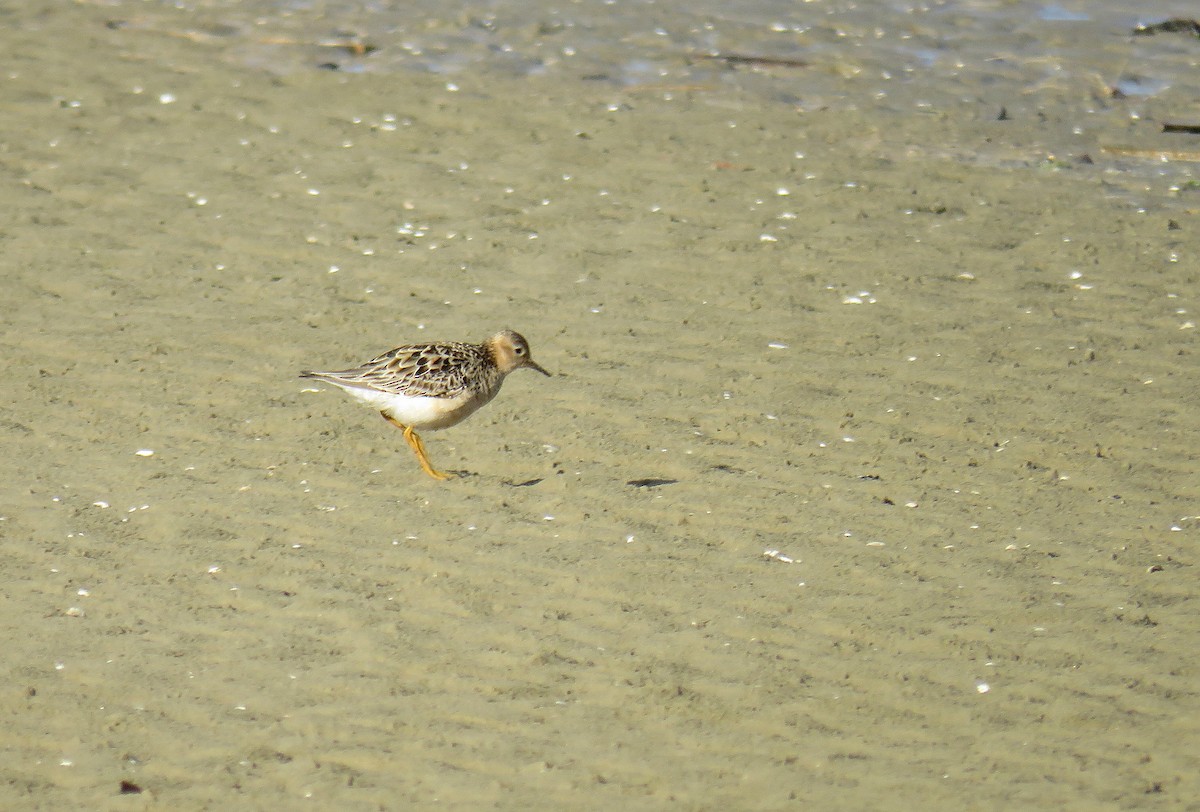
left=381, top=413, right=452, bottom=480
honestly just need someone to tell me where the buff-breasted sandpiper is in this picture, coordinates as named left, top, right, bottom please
left=300, top=330, right=550, bottom=479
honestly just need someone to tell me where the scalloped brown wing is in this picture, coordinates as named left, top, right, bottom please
left=353, top=342, right=480, bottom=398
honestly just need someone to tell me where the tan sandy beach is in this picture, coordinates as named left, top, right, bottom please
left=1, top=3, right=1197, bottom=808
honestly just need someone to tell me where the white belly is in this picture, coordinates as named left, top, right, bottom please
left=342, top=385, right=496, bottom=430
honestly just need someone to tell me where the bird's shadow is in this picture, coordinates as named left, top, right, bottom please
left=501, top=477, right=543, bottom=487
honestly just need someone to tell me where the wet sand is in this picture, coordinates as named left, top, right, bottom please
left=1, top=3, right=1197, bottom=809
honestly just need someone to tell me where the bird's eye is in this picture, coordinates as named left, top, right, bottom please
left=515, top=346, right=526, bottom=355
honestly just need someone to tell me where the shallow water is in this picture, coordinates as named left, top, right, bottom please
left=2, top=0, right=1198, bottom=808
